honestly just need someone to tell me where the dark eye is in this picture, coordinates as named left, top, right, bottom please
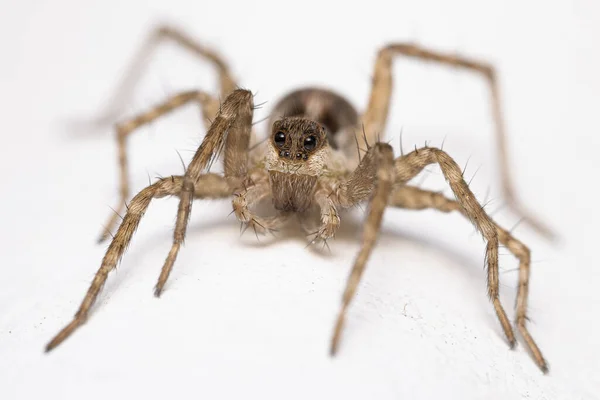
left=274, top=131, right=286, bottom=147
left=303, top=135, right=317, bottom=151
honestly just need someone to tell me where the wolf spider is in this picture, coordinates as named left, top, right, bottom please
left=46, top=25, right=550, bottom=372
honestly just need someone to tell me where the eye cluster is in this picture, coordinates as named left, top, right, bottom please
left=272, top=128, right=321, bottom=161
left=273, top=131, right=317, bottom=151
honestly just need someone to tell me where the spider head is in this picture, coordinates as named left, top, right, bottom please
left=271, top=118, right=327, bottom=161
left=266, top=117, right=329, bottom=175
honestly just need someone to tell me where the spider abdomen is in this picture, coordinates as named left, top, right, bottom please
left=269, top=87, right=358, bottom=150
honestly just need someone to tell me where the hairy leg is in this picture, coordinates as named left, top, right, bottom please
left=394, top=147, right=517, bottom=356
left=94, top=24, right=237, bottom=125
left=46, top=173, right=231, bottom=351
left=99, top=90, right=219, bottom=242
left=154, top=89, right=254, bottom=296
left=361, top=43, right=553, bottom=238
left=232, top=175, right=290, bottom=235
left=307, top=185, right=341, bottom=244
left=329, top=142, right=395, bottom=354
left=390, top=185, right=547, bottom=372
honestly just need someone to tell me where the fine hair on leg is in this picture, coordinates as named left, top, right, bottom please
left=93, top=25, right=240, bottom=242
left=47, top=89, right=255, bottom=351
left=94, top=24, right=237, bottom=125
left=154, top=89, right=255, bottom=296
left=393, top=146, right=515, bottom=350
left=360, top=43, right=553, bottom=238
left=45, top=173, right=231, bottom=351
left=328, top=142, right=396, bottom=355
left=99, top=90, right=219, bottom=242
left=390, top=185, right=548, bottom=372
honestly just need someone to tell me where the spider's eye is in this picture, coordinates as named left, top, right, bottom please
left=274, top=131, right=286, bottom=147
left=303, top=135, right=317, bottom=151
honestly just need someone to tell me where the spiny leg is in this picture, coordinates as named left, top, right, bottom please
left=329, top=142, right=395, bottom=354
left=307, top=186, right=341, bottom=245
left=154, top=89, right=254, bottom=297
left=390, top=185, right=548, bottom=372
left=394, top=147, right=517, bottom=351
left=94, top=24, right=237, bottom=125
left=361, top=43, right=553, bottom=239
left=46, top=174, right=230, bottom=351
left=99, top=90, right=219, bottom=242
left=232, top=178, right=289, bottom=236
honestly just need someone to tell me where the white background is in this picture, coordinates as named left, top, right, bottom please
left=1, top=0, right=599, bottom=399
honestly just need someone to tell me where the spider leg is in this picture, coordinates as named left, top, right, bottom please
left=307, top=186, right=341, bottom=245
left=393, top=147, right=535, bottom=363
left=390, top=185, right=548, bottom=372
left=45, top=174, right=230, bottom=352
left=233, top=182, right=290, bottom=236
left=361, top=43, right=553, bottom=239
left=94, top=24, right=237, bottom=125
left=99, top=90, right=220, bottom=242
left=154, top=89, right=254, bottom=296
left=329, top=142, right=395, bottom=355
left=94, top=24, right=249, bottom=241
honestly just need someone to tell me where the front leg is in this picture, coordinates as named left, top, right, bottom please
left=328, top=142, right=395, bottom=354
left=46, top=174, right=231, bottom=351
left=307, top=186, right=341, bottom=244
left=232, top=176, right=290, bottom=235
left=155, top=89, right=254, bottom=296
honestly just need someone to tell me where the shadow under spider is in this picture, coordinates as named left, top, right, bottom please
left=85, top=202, right=519, bottom=350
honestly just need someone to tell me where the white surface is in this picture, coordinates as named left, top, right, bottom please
left=1, top=0, right=599, bottom=399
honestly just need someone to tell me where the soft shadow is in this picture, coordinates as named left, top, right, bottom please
left=92, top=199, right=520, bottom=347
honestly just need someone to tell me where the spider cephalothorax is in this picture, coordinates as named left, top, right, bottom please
left=46, top=25, right=551, bottom=373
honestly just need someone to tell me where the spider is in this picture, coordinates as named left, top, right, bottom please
left=46, top=25, right=550, bottom=372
